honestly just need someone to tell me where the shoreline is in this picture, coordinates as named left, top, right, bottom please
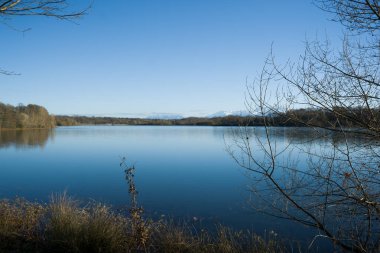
left=0, top=195, right=287, bottom=253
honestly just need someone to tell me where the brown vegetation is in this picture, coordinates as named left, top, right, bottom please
left=0, top=103, right=55, bottom=130
left=0, top=195, right=285, bottom=253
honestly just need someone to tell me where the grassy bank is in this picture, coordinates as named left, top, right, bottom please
left=0, top=194, right=285, bottom=253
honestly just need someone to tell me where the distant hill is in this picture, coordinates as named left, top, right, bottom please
left=207, top=110, right=250, bottom=118
left=0, top=103, right=55, bottom=129
left=145, top=113, right=184, bottom=120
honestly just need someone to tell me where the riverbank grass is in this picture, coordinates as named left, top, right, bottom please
left=0, top=195, right=285, bottom=253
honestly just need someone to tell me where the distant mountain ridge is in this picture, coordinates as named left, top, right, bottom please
left=206, top=110, right=250, bottom=118
left=145, top=113, right=184, bottom=120
left=73, top=111, right=250, bottom=120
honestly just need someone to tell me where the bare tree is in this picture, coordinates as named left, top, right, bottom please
left=0, top=0, right=90, bottom=20
left=0, top=0, right=91, bottom=75
left=316, top=0, right=380, bottom=35
left=229, top=1, right=380, bottom=252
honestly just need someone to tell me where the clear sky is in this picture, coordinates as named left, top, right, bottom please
left=0, top=0, right=343, bottom=117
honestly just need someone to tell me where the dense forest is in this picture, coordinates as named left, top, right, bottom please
left=0, top=103, right=55, bottom=129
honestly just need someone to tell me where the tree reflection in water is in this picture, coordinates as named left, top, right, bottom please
left=0, top=129, right=53, bottom=149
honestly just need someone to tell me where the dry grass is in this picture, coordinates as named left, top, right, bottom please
left=0, top=160, right=287, bottom=252
left=0, top=195, right=286, bottom=253
left=150, top=221, right=284, bottom=253
left=0, top=198, right=45, bottom=252
left=44, top=193, right=129, bottom=253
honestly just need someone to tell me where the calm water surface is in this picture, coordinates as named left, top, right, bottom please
left=0, top=126, right=332, bottom=250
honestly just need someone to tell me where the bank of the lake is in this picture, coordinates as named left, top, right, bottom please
left=0, top=194, right=286, bottom=253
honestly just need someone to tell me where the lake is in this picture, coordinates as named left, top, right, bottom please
left=0, top=126, right=337, bottom=251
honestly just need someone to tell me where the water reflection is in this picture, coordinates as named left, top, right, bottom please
left=0, top=126, right=367, bottom=252
left=0, top=129, right=53, bottom=149
left=225, top=126, right=378, bottom=146
left=226, top=126, right=380, bottom=252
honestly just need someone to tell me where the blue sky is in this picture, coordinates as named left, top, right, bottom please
left=0, top=0, right=343, bottom=116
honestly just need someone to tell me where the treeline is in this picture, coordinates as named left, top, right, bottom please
left=56, top=107, right=380, bottom=128
left=0, top=103, right=375, bottom=130
left=0, top=103, right=55, bottom=129
left=55, top=115, right=251, bottom=126
left=278, top=107, right=380, bottom=129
